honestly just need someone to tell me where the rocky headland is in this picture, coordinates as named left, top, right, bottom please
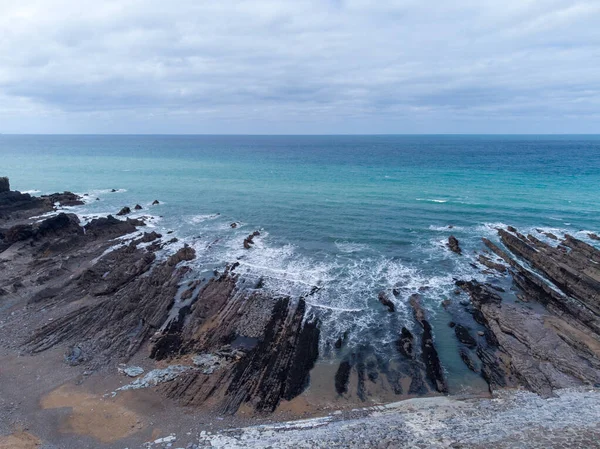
left=1, top=176, right=600, bottom=448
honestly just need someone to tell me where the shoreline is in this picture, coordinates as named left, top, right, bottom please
left=2, top=176, right=600, bottom=448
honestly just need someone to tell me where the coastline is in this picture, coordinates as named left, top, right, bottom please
left=2, top=176, right=600, bottom=448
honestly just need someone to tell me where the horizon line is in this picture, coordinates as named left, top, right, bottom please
left=2, top=133, right=600, bottom=137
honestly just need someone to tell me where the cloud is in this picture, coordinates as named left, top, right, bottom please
left=0, top=0, right=598, bottom=133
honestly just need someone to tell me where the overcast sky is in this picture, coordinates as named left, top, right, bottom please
left=1, top=0, right=599, bottom=134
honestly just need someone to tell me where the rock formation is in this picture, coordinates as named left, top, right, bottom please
left=447, top=235, right=461, bottom=254
left=0, top=183, right=323, bottom=416
left=454, top=226, right=600, bottom=396
left=117, top=206, right=131, bottom=216
left=378, top=291, right=395, bottom=312
left=0, top=176, right=10, bottom=193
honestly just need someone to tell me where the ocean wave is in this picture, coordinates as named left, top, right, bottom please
left=335, top=241, right=370, bottom=253
left=187, top=213, right=221, bottom=224
left=416, top=198, right=448, bottom=203
left=428, top=224, right=464, bottom=232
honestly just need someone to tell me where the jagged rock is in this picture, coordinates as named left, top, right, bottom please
left=589, top=233, right=600, bottom=241
left=84, top=215, right=137, bottom=238
left=37, top=213, right=82, bottom=237
left=458, top=279, right=600, bottom=397
left=134, top=204, right=143, bottom=210
left=126, top=217, right=146, bottom=227
left=396, top=327, right=414, bottom=357
left=0, top=190, right=47, bottom=220
left=3, top=213, right=82, bottom=244
left=152, top=270, right=320, bottom=414
left=545, top=232, right=559, bottom=240
left=152, top=199, right=160, bottom=205
left=378, top=291, right=395, bottom=312
left=111, top=189, right=117, bottom=192
left=0, top=177, right=10, bottom=193
left=25, top=244, right=196, bottom=362
left=3, top=224, right=35, bottom=243
left=243, top=230, right=260, bottom=249
left=477, top=255, right=507, bottom=273
left=447, top=235, right=462, bottom=254
left=409, top=294, right=448, bottom=393
left=230, top=222, right=238, bottom=228
left=41, top=191, right=84, bottom=207
left=499, top=230, right=600, bottom=316
left=139, top=231, right=162, bottom=243
left=116, top=206, right=131, bottom=216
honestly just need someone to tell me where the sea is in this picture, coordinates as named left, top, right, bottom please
left=2, top=134, right=600, bottom=395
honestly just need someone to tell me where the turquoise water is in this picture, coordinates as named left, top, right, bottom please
left=2, top=134, right=600, bottom=392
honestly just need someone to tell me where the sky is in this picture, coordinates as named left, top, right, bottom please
left=0, top=0, right=599, bottom=134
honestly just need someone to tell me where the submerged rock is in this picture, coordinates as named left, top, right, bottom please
left=454, top=324, right=477, bottom=348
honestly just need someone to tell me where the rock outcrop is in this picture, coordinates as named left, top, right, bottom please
left=409, top=295, right=448, bottom=393
left=0, top=177, right=9, bottom=193
left=153, top=272, right=321, bottom=414
left=455, top=227, right=600, bottom=397
left=243, top=231, right=260, bottom=249
left=447, top=235, right=461, bottom=254
left=378, top=291, right=395, bottom=312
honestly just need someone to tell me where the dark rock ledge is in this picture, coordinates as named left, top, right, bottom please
left=0, top=177, right=320, bottom=416
left=453, top=226, right=600, bottom=397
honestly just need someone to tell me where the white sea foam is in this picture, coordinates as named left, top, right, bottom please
left=187, top=213, right=221, bottom=224
left=428, top=225, right=464, bottom=232
left=416, top=198, right=448, bottom=203
left=335, top=241, right=370, bottom=253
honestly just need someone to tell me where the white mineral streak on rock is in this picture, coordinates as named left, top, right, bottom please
left=117, top=365, right=192, bottom=391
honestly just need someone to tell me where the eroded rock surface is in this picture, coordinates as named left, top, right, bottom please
left=455, top=227, right=600, bottom=397
left=0, top=182, right=324, bottom=417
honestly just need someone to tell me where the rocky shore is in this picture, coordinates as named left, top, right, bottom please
left=2, top=176, right=600, bottom=448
